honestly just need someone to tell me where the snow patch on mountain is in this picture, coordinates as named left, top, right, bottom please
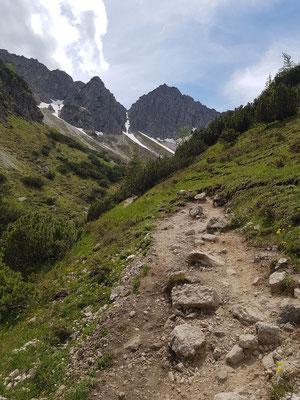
left=138, top=131, right=175, bottom=154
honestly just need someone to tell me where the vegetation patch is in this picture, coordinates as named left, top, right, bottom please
left=132, top=265, right=151, bottom=294
left=97, top=352, right=114, bottom=370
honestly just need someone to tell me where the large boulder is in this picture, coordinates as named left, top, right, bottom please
left=278, top=300, right=300, bottom=324
left=171, top=284, right=221, bottom=312
left=206, top=216, right=228, bottom=232
left=225, top=345, right=245, bottom=365
left=269, top=271, right=287, bottom=294
left=256, top=322, right=280, bottom=345
left=232, top=304, right=264, bottom=326
left=186, top=251, right=224, bottom=267
left=189, top=206, right=204, bottom=219
left=170, top=324, right=206, bottom=358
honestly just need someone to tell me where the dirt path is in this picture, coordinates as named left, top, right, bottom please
left=87, top=198, right=298, bottom=400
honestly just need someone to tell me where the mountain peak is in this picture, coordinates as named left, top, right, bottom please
left=129, top=85, right=219, bottom=139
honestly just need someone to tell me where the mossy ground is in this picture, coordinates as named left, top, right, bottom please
left=0, top=115, right=299, bottom=399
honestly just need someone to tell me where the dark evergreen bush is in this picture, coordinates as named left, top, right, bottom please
left=0, top=260, right=32, bottom=321
left=1, top=212, right=77, bottom=274
left=21, top=175, right=45, bottom=189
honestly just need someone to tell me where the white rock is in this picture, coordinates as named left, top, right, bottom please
left=194, top=193, right=207, bottom=202
left=170, top=324, right=206, bottom=359
left=269, top=271, right=287, bottom=294
left=9, top=369, right=19, bottom=378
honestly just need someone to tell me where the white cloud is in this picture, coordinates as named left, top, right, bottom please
left=30, top=0, right=108, bottom=76
left=223, top=40, right=300, bottom=108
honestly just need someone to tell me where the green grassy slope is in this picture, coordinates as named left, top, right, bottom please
left=0, top=117, right=123, bottom=222
left=0, top=115, right=299, bottom=399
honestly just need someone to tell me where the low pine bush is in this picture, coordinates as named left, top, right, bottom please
left=1, top=212, right=77, bottom=274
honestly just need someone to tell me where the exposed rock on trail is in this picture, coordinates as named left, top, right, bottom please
left=80, top=198, right=300, bottom=400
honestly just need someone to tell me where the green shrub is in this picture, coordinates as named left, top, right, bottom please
left=0, top=173, right=7, bottom=184
left=21, top=175, right=45, bottom=189
left=97, top=352, right=114, bottom=370
left=0, top=203, right=22, bottom=236
left=41, top=145, right=51, bottom=156
left=0, top=260, right=32, bottom=321
left=45, top=170, right=55, bottom=180
left=49, top=324, right=71, bottom=345
left=1, top=212, right=77, bottom=274
left=87, top=197, right=115, bottom=222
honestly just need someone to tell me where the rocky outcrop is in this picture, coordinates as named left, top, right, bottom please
left=0, top=59, right=42, bottom=122
left=60, top=77, right=127, bottom=134
left=129, top=84, right=219, bottom=139
left=0, top=49, right=83, bottom=103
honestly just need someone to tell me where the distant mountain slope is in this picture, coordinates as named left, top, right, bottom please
left=0, top=59, right=42, bottom=123
left=129, top=84, right=220, bottom=139
left=0, top=49, right=83, bottom=103
left=60, top=77, right=127, bottom=134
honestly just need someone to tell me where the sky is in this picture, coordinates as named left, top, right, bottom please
left=1, top=0, right=300, bottom=111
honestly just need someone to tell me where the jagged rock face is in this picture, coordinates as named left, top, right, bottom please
left=0, top=49, right=84, bottom=103
left=129, top=84, right=220, bottom=139
left=0, top=60, right=43, bottom=123
left=61, top=77, right=127, bottom=134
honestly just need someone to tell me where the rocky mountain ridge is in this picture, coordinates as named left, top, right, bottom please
left=0, top=59, right=42, bottom=123
left=0, top=50, right=219, bottom=138
left=60, top=76, right=127, bottom=134
left=0, top=49, right=84, bottom=104
left=129, top=84, right=220, bottom=139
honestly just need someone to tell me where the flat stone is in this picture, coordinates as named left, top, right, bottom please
left=194, top=193, right=207, bottom=202
left=202, top=233, right=218, bottom=243
left=239, top=334, right=258, bottom=349
left=232, top=304, right=264, bottom=325
left=170, top=324, right=206, bottom=359
left=256, top=322, right=280, bottom=345
left=124, top=335, right=141, bottom=352
left=262, top=352, right=274, bottom=370
left=225, top=345, right=244, bottom=365
left=186, top=251, right=225, bottom=268
left=269, top=271, right=287, bottom=294
left=171, top=284, right=221, bottom=311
